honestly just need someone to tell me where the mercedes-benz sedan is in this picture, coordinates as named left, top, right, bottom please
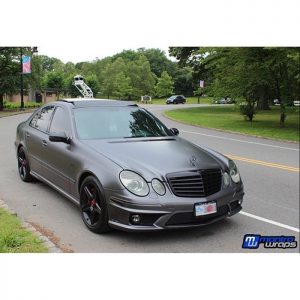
left=15, top=99, right=244, bottom=233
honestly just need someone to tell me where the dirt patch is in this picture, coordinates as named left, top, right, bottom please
left=28, top=221, right=74, bottom=253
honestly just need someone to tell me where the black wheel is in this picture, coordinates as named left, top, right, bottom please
left=80, top=176, right=110, bottom=233
left=17, top=146, right=33, bottom=182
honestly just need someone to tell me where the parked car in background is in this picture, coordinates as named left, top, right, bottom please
left=214, top=98, right=227, bottom=104
left=15, top=98, right=244, bottom=233
left=166, top=95, right=186, bottom=104
left=273, top=99, right=299, bottom=106
left=214, top=97, right=235, bottom=104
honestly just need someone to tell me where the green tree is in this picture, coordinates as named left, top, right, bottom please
left=115, top=72, right=133, bottom=99
left=126, top=56, right=156, bottom=99
left=85, top=75, right=100, bottom=97
left=138, top=48, right=178, bottom=78
left=170, top=47, right=300, bottom=124
left=155, top=71, right=174, bottom=98
left=43, top=70, right=64, bottom=99
left=111, top=49, right=140, bottom=62
left=101, top=57, right=126, bottom=98
left=174, top=66, right=194, bottom=96
left=0, top=48, right=20, bottom=110
left=38, top=55, right=64, bottom=72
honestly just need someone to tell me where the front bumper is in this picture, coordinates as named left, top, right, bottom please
left=106, top=184, right=244, bottom=232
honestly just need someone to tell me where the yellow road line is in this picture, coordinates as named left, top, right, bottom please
left=226, top=154, right=300, bottom=173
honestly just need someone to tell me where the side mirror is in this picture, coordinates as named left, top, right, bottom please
left=49, top=132, right=71, bottom=144
left=170, top=128, right=179, bottom=136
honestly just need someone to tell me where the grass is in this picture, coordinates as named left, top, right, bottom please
left=137, top=96, right=213, bottom=105
left=0, top=207, right=48, bottom=253
left=165, top=106, right=300, bottom=142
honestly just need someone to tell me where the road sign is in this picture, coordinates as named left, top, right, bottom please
left=199, top=80, right=204, bottom=88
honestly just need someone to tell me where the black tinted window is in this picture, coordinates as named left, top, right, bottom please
left=31, top=106, right=55, bottom=132
left=49, top=107, right=68, bottom=134
left=74, top=107, right=171, bottom=140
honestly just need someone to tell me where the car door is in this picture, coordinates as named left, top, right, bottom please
left=45, top=106, right=75, bottom=193
left=25, top=106, right=55, bottom=175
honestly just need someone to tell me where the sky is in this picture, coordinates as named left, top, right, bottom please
left=1, top=0, right=300, bottom=63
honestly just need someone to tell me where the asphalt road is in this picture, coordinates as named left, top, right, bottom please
left=0, top=104, right=299, bottom=252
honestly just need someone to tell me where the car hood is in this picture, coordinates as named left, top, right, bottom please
left=81, top=137, right=224, bottom=180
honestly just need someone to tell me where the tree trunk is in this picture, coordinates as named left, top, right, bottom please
left=0, top=94, right=3, bottom=111
left=279, top=103, right=286, bottom=126
left=256, top=97, right=270, bottom=110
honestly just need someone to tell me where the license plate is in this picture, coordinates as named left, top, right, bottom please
left=195, top=202, right=217, bottom=216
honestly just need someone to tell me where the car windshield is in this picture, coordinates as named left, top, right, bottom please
left=169, top=96, right=176, bottom=100
left=73, top=106, right=172, bottom=140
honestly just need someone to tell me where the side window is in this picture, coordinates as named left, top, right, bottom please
left=29, top=111, right=39, bottom=127
left=31, top=106, right=55, bottom=132
left=49, top=107, right=69, bottom=134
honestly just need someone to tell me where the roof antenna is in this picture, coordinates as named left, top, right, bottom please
left=73, top=75, right=94, bottom=98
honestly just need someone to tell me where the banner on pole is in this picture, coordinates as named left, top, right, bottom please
left=199, top=80, right=205, bottom=88
left=22, top=55, right=31, bottom=74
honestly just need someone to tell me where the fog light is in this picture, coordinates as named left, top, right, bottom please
left=238, top=199, right=243, bottom=205
left=131, top=214, right=141, bottom=224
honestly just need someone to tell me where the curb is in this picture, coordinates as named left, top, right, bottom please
left=0, top=109, right=37, bottom=119
left=0, top=199, right=62, bottom=253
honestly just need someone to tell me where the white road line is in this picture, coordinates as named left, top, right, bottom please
left=240, top=211, right=300, bottom=233
left=180, top=130, right=299, bottom=151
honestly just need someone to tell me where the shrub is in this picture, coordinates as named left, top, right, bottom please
left=4, top=101, right=42, bottom=110
left=239, top=101, right=256, bottom=121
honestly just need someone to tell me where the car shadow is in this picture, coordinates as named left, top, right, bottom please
left=31, top=180, right=240, bottom=252
left=104, top=218, right=238, bottom=251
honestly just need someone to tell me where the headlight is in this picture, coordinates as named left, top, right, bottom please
left=223, top=172, right=230, bottom=187
left=151, top=178, right=166, bottom=196
left=120, top=170, right=149, bottom=196
left=229, top=160, right=241, bottom=183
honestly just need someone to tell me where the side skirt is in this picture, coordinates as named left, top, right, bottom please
left=30, top=170, right=80, bottom=207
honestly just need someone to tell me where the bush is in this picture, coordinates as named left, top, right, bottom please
left=239, top=101, right=256, bottom=121
left=4, top=102, right=42, bottom=110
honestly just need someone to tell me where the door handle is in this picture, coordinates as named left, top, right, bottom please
left=42, top=140, right=48, bottom=147
left=25, top=132, right=30, bottom=138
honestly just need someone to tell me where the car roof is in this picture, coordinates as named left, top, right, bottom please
left=55, top=98, right=138, bottom=108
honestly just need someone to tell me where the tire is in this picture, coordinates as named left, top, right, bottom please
left=17, top=146, right=33, bottom=182
left=79, top=176, right=110, bottom=233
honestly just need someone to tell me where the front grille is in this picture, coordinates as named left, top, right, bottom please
left=167, top=169, right=222, bottom=197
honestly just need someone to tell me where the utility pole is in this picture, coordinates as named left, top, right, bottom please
left=20, top=47, right=24, bottom=110
left=20, top=47, right=38, bottom=109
